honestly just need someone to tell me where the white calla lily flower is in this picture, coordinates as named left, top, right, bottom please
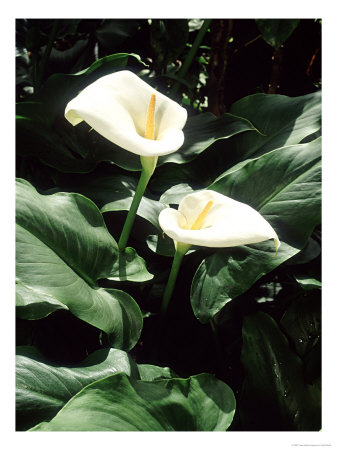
left=65, top=70, right=187, bottom=251
left=65, top=70, right=187, bottom=157
left=159, top=190, right=280, bottom=251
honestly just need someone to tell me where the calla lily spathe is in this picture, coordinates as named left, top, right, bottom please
left=65, top=70, right=187, bottom=157
left=159, top=190, right=280, bottom=250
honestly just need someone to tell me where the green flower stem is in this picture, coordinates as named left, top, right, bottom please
left=171, top=19, right=212, bottom=95
left=118, top=155, right=157, bottom=251
left=161, top=243, right=190, bottom=316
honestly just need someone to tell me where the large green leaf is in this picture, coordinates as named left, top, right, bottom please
left=16, top=179, right=119, bottom=283
left=158, top=112, right=259, bottom=166
left=209, top=137, right=321, bottom=211
left=255, top=19, right=301, bottom=49
left=16, top=179, right=143, bottom=350
left=31, top=372, right=236, bottom=431
left=150, top=91, right=321, bottom=193
left=16, top=345, right=181, bottom=431
left=16, top=281, right=68, bottom=319
left=191, top=243, right=294, bottom=323
left=229, top=91, right=321, bottom=162
left=191, top=138, right=321, bottom=322
left=240, top=312, right=320, bottom=430
left=16, top=346, right=139, bottom=431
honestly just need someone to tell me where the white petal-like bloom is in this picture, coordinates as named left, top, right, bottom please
left=159, top=190, right=280, bottom=250
left=65, top=70, right=187, bottom=157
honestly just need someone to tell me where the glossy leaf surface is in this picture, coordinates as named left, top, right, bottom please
left=191, top=138, right=321, bottom=322
left=150, top=91, right=321, bottom=194
left=16, top=179, right=143, bottom=350
left=16, top=281, right=69, bottom=319
left=158, top=112, right=258, bottom=165
left=32, top=372, right=236, bottom=431
left=16, top=346, right=139, bottom=430
left=229, top=91, right=321, bottom=161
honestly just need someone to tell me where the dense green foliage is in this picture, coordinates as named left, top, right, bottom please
left=16, top=19, right=321, bottom=431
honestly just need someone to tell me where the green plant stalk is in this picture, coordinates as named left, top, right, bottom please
left=161, top=243, right=190, bottom=316
left=171, top=18, right=212, bottom=94
left=118, top=156, right=157, bottom=251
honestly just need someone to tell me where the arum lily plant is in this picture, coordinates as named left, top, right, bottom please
left=65, top=70, right=187, bottom=250
left=159, top=190, right=280, bottom=315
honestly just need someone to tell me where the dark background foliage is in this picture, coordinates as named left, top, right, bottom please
left=16, top=18, right=321, bottom=431
left=16, top=18, right=321, bottom=107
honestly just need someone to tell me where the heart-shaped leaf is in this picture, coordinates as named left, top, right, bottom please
left=191, top=242, right=295, bottom=323
left=229, top=91, right=321, bottom=161
left=150, top=91, right=321, bottom=193
left=16, top=346, right=139, bottom=431
left=209, top=137, right=321, bottom=212
left=16, top=345, right=183, bottom=431
left=31, top=372, right=236, bottom=431
left=191, top=138, right=321, bottom=322
left=16, top=179, right=143, bottom=350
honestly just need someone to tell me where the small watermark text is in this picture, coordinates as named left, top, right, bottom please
left=291, top=445, right=332, bottom=447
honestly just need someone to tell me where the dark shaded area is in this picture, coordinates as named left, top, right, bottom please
left=16, top=310, right=102, bottom=364
left=16, top=18, right=321, bottom=108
